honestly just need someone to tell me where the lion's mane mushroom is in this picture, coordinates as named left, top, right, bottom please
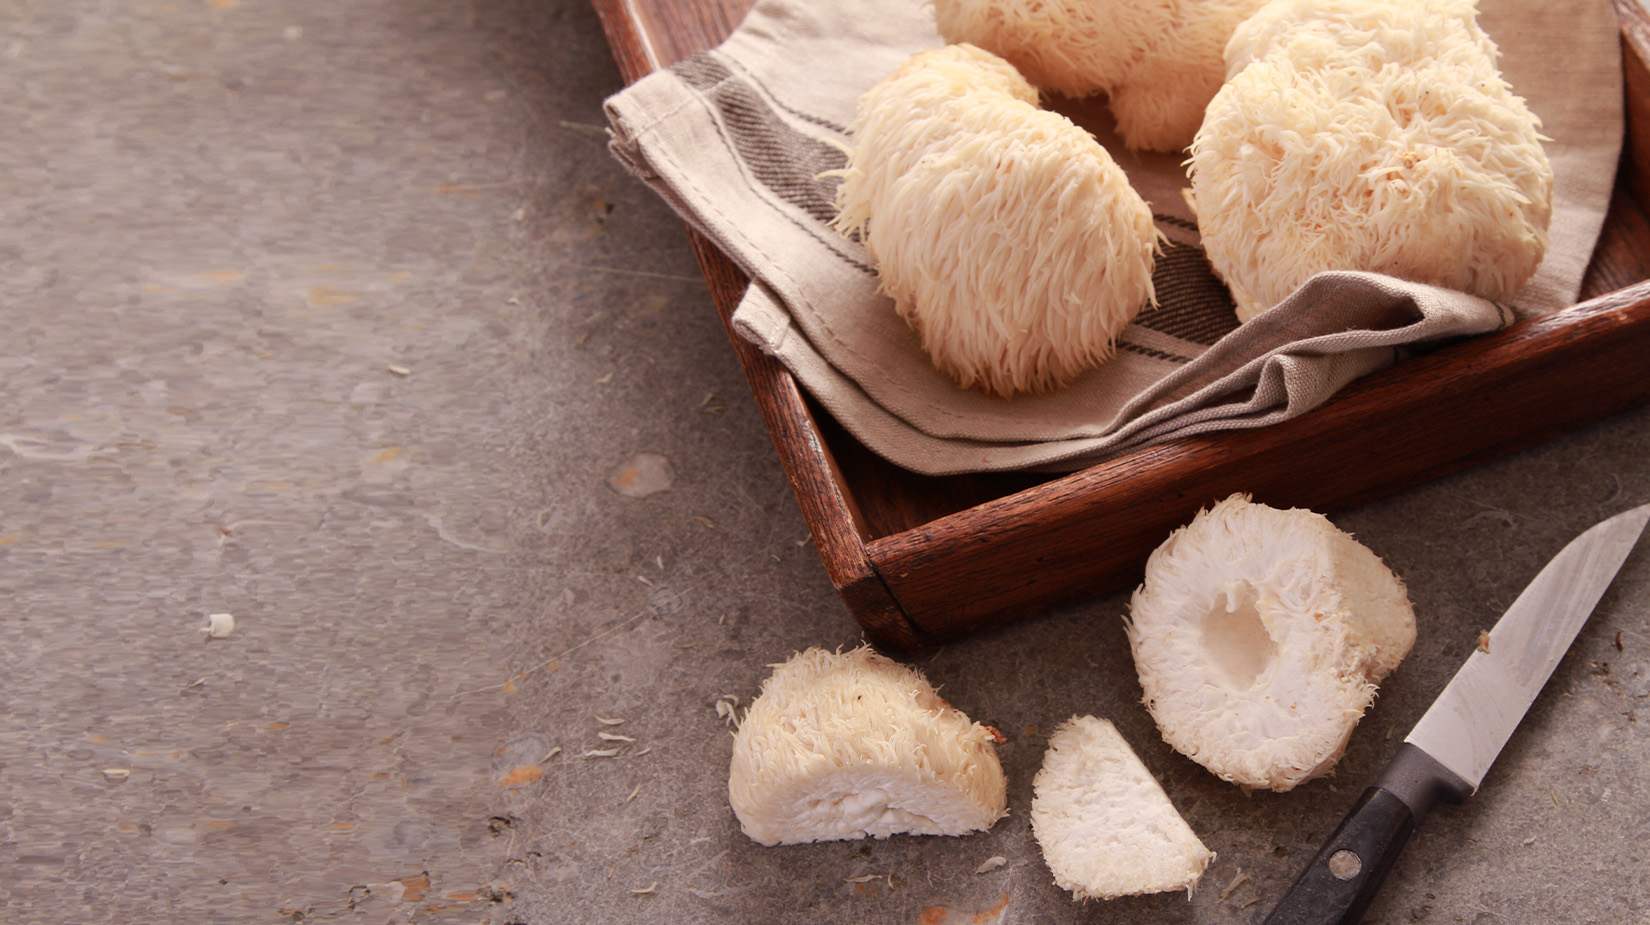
left=1189, top=0, right=1553, bottom=321
left=932, top=0, right=1269, bottom=152
left=1031, top=715, right=1214, bottom=900
left=727, top=646, right=1008, bottom=846
left=1125, top=495, right=1416, bottom=791
left=831, top=44, right=1157, bottom=398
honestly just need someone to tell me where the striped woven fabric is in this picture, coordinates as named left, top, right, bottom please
left=605, top=0, right=1619, bottom=475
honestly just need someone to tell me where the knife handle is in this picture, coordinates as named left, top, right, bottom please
left=1260, top=786, right=1414, bottom=925
left=1263, top=745, right=1472, bottom=925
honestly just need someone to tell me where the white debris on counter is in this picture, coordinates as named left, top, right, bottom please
left=198, top=612, right=235, bottom=639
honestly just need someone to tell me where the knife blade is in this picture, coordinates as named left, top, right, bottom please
left=1262, top=501, right=1650, bottom=925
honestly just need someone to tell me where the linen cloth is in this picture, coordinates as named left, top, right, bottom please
left=605, top=0, right=1622, bottom=474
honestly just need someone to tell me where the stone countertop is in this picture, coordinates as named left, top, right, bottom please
left=2, top=1, right=1647, bottom=923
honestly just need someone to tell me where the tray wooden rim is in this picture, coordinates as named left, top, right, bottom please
left=592, top=0, right=1650, bottom=652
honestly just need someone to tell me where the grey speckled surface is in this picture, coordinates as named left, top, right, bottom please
left=3, top=1, right=1649, bottom=923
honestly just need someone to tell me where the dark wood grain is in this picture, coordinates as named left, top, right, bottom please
left=592, top=0, right=1650, bottom=651
left=868, top=282, right=1650, bottom=640
left=1619, top=0, right=1650, bottom=202
left=591, top=0, right=751, bottom=79
left=1585, top=174, right=1650, bottom=295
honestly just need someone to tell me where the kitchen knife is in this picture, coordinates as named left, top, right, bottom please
left=1262, top=501, right=1650, bottom=925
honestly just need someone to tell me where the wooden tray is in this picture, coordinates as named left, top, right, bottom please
left=593, top=0, right=1650, bottom=652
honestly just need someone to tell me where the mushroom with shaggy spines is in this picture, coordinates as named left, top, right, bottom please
left=1189, top=0, right=1553, bottom=320
left=832, top=43, right=1158, bottom=397
left=728, top=646, right=1008, bottom=846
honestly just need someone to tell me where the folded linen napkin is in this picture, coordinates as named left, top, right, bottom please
left=605, top=0, right=1622, bottom=475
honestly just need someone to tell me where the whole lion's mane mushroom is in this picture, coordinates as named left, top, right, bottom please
left=831, top=44, right=1157, bottom=398
left=727, top=646, right=1008, bottom=846
left=1190, top=0, right=1553, bottom=321
left=1125, top=494, right=1417, bottom=791
left=932, top=0, right=1270, bottom=153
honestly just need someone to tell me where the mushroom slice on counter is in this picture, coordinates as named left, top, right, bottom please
left=1031, top=715, right=1214, bottom=900
left=1126, top=494, right=1416, bottom=791
left=728, top=646, right=1008, bottom=846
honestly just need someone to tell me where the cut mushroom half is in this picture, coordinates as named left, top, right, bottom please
left=1126, top=494, right=1416, bottom=791
left=1031, top=715, right=1214, bottom=900
left=728, top=646, right=1008, bottom=846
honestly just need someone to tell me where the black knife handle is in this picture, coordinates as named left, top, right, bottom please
left=1263, top=745, right=1473, bottom=925
left=1261, top=786, right=1414, bottom=925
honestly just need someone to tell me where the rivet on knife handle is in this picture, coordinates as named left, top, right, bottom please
left=1263, top=744, right=1471, bottom=925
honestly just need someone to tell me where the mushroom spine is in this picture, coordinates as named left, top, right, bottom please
left=1188, top=0, right=1553, bottom=320
left=831, top=43, right=1158, bottom=397
left=727, top=646, right=1008, bottom=845
left=933, top=0, right=1270, bottom=153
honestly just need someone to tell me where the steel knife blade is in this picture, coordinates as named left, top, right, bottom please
left=1263, top=501, right=1650, bottom=925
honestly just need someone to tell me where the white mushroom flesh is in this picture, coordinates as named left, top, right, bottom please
left=1126, top=494, right=1416, bottom=791
left=1031, top=715, right=1214, bottom=900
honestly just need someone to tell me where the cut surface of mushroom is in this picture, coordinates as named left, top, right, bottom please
left=728, top=646, right=1008, bottom=846
left=1126, top=494, right=1416, bottom=790
left=1031, top=715, right=1214, bottom=900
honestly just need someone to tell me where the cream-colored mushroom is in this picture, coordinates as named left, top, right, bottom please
left=1189, top=0, right=1552, bottom=320
left=831, top=44, right=1157, bottom=397
left=728, top=646, right=1008, bottom=846
left=932, top=0, right=1269, bottom=152
left=1126, top=494, right=1416, bottom=791
left=1031, top=715, right=1214, bottom=900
